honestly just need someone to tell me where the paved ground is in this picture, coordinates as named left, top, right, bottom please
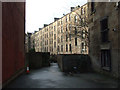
left=6, top=63, right=118, bottom=88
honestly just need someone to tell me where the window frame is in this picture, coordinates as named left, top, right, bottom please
left=100, top=17, right=109, bottom=42
left=91, top=2, right=95, bottom=13
left=69, top=44, right=72, bottom=52
left=101, top=49, right=111, bottom=71
left=75, top=37, right=77, bottom=46
left=66, top=44, right=68, bottom=52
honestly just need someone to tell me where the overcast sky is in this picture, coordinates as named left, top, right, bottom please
left=26, top=0, right=87, bottom=33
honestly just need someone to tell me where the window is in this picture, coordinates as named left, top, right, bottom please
left=100, top=17, right=109, bottom=42
left=52, top=39, right=53, bottom=44
left=50, top=39, right=51, bottom=44
left=54, top=26, right=56, bottom=31
left=61, top=20, right=62, bottom=24
left=47, top=40, right=48, bottom=45
left=84, top=7, right=86, bottom=14
left=49, top=33, right=51, bottom=37
left=69, top=24, right=71, bottom=31
left=75, top=27, right=77, bottom=35
left=66, top=16, right=67, bottom=22
left=61, top=45, right=63, bottom=52
left=69, top=34, right=71, bottom=41
left=61, top=26, right=63, bottom=33
left=69, top=44, right=72, bottom=52
left=52, top=47, right=53, bottom=52
left=61, top=36, right=63, bottom=42
left=83, top=18, right=85, bottom=23
left=50, top=47, right=51, bottom=52
left=45, top=34, right=46, bottom=38
left=57, top=46, right=60, bottom=52
left=75, top=38, right=77, bottom=46
left=66, top=35, right=68, bottom=42
left=58, top=37, right=60, bottom=43
left=40, top=42, right=42, bottom=46
left=81, top=18, right=84, bottom=25
left=75, top=15, right=77, bottom=23
left=84, top=43, right=87, bottom=52
left=69, top=14, right=71, bottom=21
left=66, top=44, right=68, bottom=52
left=82, top=30, right=85, bottom=39
left=57, top=21, right=60, bottom=26
left=58, top=29, right=60, bottom=34
left=101, top=50, right=111, bottom=71
left=91, top=2, right=95, bottom=12
left=45, top=41, right=46, bottom=45
left=81, top=43, right=84, bottom=49
left=47, top=47, right=48, bottom=52
left=54, top=34, right=56, bottom=40
left=54, top=42, right=56, bottom=48
left=66, top=25, right=68, bottom=31
left=81, top=8, right=84, bottom=15
left=45, top=47, right=46, bottom=52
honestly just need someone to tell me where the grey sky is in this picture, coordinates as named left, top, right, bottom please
left=26, top=0, right=87, bottom=33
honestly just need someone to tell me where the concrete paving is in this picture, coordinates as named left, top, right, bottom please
left=6, top=63, right=118, bottom=88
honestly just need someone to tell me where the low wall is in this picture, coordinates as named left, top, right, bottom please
left=26, top=52, right=50, bottom=69
left=57, top=55, right=63, bottom=71
left=57, top=54, right=92, bottom=72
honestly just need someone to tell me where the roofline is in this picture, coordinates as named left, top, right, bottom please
left=33, top=3, right=88, bottom=33
left=48, top=3, right=88, bottom=26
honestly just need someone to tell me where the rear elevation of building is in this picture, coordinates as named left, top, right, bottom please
left=29, top=4, right=89, bottom=55
left=88, top=2, right=120, bottom=78
left=1, top=2, right=25, bottom=87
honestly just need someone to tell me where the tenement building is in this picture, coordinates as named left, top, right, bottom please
left=88, top=2, right=120, bottom=78
left=25, top=33, right=32, bottom=52
left=29, top=4, right=88, bottom=55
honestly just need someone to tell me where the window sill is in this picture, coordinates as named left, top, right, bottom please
left=90, top=10, right=96, bottom=15
left=101, top=41, right=110, bottom=44
left=102, top=67, right=111, bottom=71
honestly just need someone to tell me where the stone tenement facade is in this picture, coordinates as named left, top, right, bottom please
left=29, top=3, right=88, bottom=55
left=88, top=2, right=120, bottom=78
left=25, top=33, right=32, bottom=52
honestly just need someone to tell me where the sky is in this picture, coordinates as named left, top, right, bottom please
left=26, top=0, right=87, bottom=33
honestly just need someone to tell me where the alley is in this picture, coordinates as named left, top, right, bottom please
left=6, top=63, right=118, bottom=88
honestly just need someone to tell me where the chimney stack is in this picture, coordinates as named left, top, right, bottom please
left=71, top=7, right=75, bottom=11
left=54, top=18, right=59, bottom=22
left=39, top=28, right=42, bottom=31
left=34, top=31, right=38, bottom=33
left=44, top=24, right=48, bottom=27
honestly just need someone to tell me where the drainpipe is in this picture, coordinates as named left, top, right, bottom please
left=117, top=2, right=120, bottom=87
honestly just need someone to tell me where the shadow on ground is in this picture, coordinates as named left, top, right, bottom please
left=5, top=63, right=118, bottom=88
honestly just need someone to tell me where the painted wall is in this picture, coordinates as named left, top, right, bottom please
left=2, top=2, right=25, bottom=83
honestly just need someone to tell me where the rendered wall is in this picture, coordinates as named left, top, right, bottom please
left=88, top=2, right=120, bottom=78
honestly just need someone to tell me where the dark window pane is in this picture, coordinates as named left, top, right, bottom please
left=75, top=38, right=77, bottom=46
left=100, top=18, right=108, bottom=42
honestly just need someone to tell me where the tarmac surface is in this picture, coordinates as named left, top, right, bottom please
left=6, top=63, right=118, bottom=88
